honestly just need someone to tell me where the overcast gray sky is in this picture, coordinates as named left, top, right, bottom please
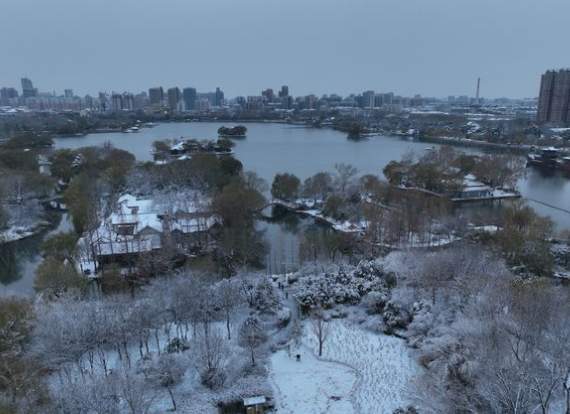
left=1, top=0, right=569, bottom=98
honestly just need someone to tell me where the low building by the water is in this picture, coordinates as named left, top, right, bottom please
left=78, top=193, right=219, bottom=275
left=453, top=174, right=492, bottom=200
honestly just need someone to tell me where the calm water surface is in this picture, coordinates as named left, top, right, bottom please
left=0, top=213, right=72, bottom=296
left=54, top=122, right=570, bottom=230
left=4, top=122, right=568, bottom=296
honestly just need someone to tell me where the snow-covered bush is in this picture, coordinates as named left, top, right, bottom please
left=276, top=307, right=291, bottom=327
left=253, top=279, right=279, bottom=313
left=382, top=300, right=412, bottom=334
left=354, top=259, right=397, bottom=288
left=166, top=337, right=190, bottom=354
left=293, top=260, right=393, bottom=312
left=362, top=291, right=390, bottom=314
left=201, top=366, right=227, bottom=390
left=406, top=301, right=434, bottom=347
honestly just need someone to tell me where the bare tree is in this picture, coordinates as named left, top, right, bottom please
left=334, top=163, right=358, bottom=195
left=530, top=362, right=561, bottom=414
left=194, top=329, right=228, bottom=389
left=310, top=308, right=330, bottom=357
left=243, top=171, right=269, bottom=193
left=238, top=316, right=268, bottom=366
left=115, top=367, right=157, bottom=414
left=145, top=354, right=185, bottom=412
left=239, top=279, right=257, bottom=308
left=50, top=371, right=121, bottom=414
left=215, top=279, right=242, bottom=340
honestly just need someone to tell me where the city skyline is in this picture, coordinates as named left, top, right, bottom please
left=2, top=0, right=570, bottom=99
left=0, top=75, right=545, bottom=102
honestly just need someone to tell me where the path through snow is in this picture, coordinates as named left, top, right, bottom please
left=269, top=345, right=356, bottom=414
left=304, top=320, right=419, bottom=413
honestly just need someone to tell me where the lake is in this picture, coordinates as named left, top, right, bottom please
left=54, top=122, right=570, bottom=230
left=3, top=122, right=569, bottom=296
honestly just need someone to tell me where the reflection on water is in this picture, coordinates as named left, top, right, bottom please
left=0, top=213, right=72, bottom=297
left=518, top=168, right=570, bottom=230
left=258, top=207, right=344, bottom=274
left=0, top=242, right=25, bottom=285
left=54, top=122, right=570, bottom=230
left=0, top=122, right=552, bottom=295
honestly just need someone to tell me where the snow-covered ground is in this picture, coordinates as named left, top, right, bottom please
left=0, top=225, right=38, bottom=243
left=270, top=346, right=356, bottom=414
left=304, top=321, right=419, bottom=414
left=46, top=314, right=272, bottom=413
left=270, top=320, right=419, bottom=414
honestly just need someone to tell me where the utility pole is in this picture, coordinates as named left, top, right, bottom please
left=476, top=77, right=481, bottom=105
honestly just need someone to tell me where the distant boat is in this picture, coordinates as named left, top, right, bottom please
left=123, top=126, right=140, bottom=133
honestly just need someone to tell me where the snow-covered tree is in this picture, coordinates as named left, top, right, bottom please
left=145, top=354, right=186, bottom=411
left=215, top=278, right=242, bottom=340
left=238, top=316, right=267, bottom=366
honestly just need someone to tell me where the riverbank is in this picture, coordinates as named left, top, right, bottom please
left=419, top=134, right=536, bottom=155
left=0, top=220, right=52, bottom=244
left=0, top=211, right=71, bottom=297
left=51, top=122, right=570, bottom=231
left=269, top=198, right=462, bottom=250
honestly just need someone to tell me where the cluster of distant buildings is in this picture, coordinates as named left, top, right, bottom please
left=0, top=76, right=540, bottom=119
left=0, top=78, right=87, bottom=112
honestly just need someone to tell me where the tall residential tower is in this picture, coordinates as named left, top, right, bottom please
left=148, top=87, right=164, bottom=106
left=21, top=77, right=38, bottom=98
left=537, top=69, right=570, bottom=124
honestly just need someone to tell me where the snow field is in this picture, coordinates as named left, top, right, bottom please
left=269, top=346, right=356, bottom=414
left=303, top=320, right=419, bottom=414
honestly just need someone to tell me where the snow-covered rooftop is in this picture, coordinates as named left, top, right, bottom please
left=243, top=396, right=266, bottom=406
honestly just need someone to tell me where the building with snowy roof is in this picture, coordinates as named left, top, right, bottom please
left=79, top=193, right=218, bottom=274
left=452, top=174, right=492, bottom=200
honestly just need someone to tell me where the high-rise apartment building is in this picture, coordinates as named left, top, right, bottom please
left=183, top=87, right=197, bottom=111
left=84, top=95, right=94, bottom=109
left=361, top=90, right=375, bottom=109
left=262, top=88, right=274, bottom=102
left=305, top=94, right=317, bottom=109
left=537, top=69, right=570, bottom=124
left=122, top=93, right=135, bottom=111
left=98, top=92, right=109, bottom=112
left=214, top=87, right=224, bottom=107
left=134, top=92, right=149, bottom=110
left=111, top=93, right=123, bottom=112
left=167, top=87, right=182, bottom=112
left=149, top=87, right=164, bottom=106
left=0, top=87, right=18, bottom=105
left=279, top=85, right=289, bottom=98
left=21, top=77, right=38, bottom=98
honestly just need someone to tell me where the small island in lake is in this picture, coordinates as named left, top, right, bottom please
left=217, top=125, right=247, bottom=138
left=152, top=137, right=235, bottom=163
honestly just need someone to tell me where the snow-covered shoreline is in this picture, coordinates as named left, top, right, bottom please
left=270, top=198, right=462, bottom=249
left=0, top=221, right=51, bottom=244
